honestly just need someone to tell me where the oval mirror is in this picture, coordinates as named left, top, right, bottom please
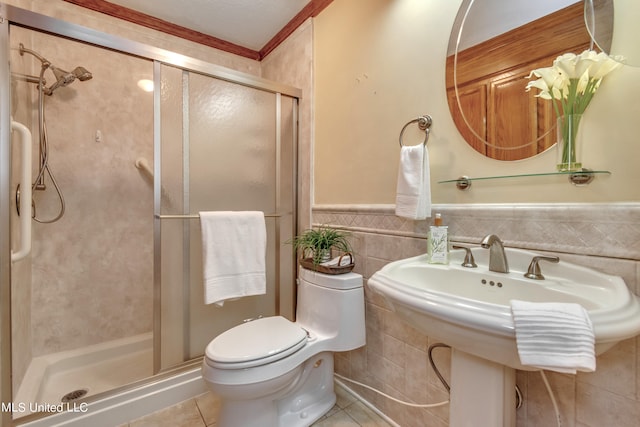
left=584, top=0, right=614, bottom=60
left=446, top=0, right=611, bottom=161
left=586, top=0, right=640, bottom=67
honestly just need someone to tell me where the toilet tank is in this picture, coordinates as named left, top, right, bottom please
left=296, top=267, right=365, bottom=352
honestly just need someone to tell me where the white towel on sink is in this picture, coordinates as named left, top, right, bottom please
left=510, top=300, right=595, bottom=374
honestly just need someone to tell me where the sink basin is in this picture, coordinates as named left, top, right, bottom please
left=369, top=247, right=640, bottom=371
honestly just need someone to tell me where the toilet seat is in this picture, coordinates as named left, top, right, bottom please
left=205, top=316, right=308, bottom=370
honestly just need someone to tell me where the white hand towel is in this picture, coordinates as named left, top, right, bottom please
left=510, top=300, right=595, bottom=374
left=395, top=144, right=431, bottom=220
left=199, top=211, right=266, bottom=306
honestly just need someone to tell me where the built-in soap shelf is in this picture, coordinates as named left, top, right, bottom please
left=439, top=169, right=611, bottom=190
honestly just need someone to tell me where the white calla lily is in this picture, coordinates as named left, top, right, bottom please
left=526, top=49, right=624, bottom=171
left=589, top=53, right=623, bottom=79
left=526, top=49, right=624, bottom=117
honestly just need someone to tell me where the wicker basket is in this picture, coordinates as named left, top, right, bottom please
left=299, top=253, right=354, bottom=275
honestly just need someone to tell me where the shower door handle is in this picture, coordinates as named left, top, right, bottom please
left=11, top=120, right=32, bottom=262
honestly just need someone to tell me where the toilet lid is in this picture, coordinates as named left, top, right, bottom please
left=205, top=316, right=308, bottom=369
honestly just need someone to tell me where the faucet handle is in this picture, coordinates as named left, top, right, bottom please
left=524, top=256, right=560, bottom=280
left=452, top=245, right=477, bottom=268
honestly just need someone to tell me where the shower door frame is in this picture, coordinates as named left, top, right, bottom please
left=0, top=4, right=301, bottom=425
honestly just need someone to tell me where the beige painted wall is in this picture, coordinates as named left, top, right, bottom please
left=314, top=0, right=640, bottom=204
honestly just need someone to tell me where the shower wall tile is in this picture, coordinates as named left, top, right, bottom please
left=10, top=257, right=31, bottom=391
left=12, top=27, right=155, bottom=355
left=317, top=203, right=640, bottom=427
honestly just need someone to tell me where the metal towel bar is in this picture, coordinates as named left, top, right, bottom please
left=156, top=213, right=281, bottom=219
left=399, top=114, right=432, bottom=147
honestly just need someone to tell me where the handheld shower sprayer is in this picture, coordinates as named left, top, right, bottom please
left=18, top=43, right=93, bottom=95
left=47, top=65, right=76, bottom=93
left=72, top=66, right=93, bottom=81
left=15, top=43, right=94, bottom=223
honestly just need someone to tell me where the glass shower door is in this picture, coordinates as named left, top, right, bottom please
left=158, top=64, right=297, bottom=370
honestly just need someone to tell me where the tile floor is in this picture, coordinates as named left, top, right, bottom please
left=123, top=382, right=393, bottom=427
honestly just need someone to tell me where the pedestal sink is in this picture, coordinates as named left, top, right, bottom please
left=368, top=247, right=640, bottom=427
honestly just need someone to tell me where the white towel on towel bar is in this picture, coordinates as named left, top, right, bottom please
left=199, top=211, right=267, bottom=306
left=510, top=299, right=596, bottom=374
left=395, top=144, right=431, bottom=220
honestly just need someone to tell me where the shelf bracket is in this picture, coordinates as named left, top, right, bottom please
left=455, top=176, right=471, bottom=191
left=568, top=169, right=595, bottom=186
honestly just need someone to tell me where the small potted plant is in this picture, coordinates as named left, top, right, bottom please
left=288, top=226, right=354, bottom=273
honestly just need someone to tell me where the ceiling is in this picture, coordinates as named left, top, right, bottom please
left=104, top=0, right=311, bottom=52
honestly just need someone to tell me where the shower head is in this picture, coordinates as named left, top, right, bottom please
left=52, top=66, right=75, bottom=85
left=44, top=65, right=92, bottom=94
left=45, top=65, right=76, bottom=95
left=72, top=66, right=93, bottom=81
left=18, top=44, right=92, bottom=95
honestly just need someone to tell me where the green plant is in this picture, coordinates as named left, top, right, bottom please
left=287, top=226, right=352, bottom=265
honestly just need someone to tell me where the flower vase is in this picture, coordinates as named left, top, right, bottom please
left=556, top=114, right=583, bottom=172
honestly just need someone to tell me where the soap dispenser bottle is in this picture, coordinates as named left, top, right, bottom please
left=428, top=213, right=449, bottom=264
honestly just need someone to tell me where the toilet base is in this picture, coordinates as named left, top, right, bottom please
left=279, top=389, right=335, bottom=427
left=215, top=352, right=336, bottom=427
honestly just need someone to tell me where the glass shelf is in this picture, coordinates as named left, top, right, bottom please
left=439, top=170, right=611, bottom=189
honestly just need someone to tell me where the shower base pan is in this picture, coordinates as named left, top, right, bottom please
left=14, top=332, right=152, bottom=418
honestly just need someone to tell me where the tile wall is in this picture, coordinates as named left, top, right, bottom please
left=11, top=27, right=155, bottom=357
left=315, top=203, right=640, bottom=427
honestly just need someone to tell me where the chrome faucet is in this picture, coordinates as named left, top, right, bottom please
left=480, top=234, right=509, bottom=273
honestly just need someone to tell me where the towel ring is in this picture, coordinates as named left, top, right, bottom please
left=399, top=115, right=432, bottom=147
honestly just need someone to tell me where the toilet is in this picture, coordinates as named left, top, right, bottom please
left=201, top=267, right=365, bottom=427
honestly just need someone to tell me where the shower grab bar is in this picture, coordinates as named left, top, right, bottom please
left=11, top=120, right=33, bottom=262
left=134, top=157, right=153, bottom=179
left=156, top=213, right=281, bottom=219
left=399, top=114, right=432, bottom=147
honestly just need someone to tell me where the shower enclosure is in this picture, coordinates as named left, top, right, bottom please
left=0, top=5, right=299, bottom=425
